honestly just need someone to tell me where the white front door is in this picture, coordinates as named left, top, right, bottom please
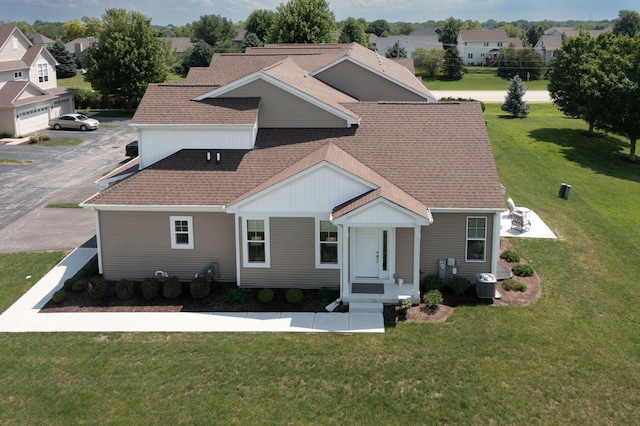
left=353, top=228, right=391, bottom=280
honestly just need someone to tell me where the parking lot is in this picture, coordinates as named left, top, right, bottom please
left=0, top=118, right=137, bottom=253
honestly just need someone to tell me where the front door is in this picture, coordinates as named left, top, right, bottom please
left=353, top=228, right=390, bottom=279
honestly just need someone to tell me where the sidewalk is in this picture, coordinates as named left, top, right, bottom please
left=431, top=90, right=551, bottom=102
left=0, top=248, right=384, bottom=333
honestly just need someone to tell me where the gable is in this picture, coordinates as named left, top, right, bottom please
left=0, top=26, right=31, bottom=62
left=333, top=198, right=430, bottom=226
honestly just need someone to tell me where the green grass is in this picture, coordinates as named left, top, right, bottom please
left=0, top=158, right=30, bottom=164
left=423, top=68, right=549, bottom=91
left=58, top=72, right=185, bottom=91
left=1, top=104, right=640, bottom=423
left=45, top=203, right=81, bottom=208
left=38, top=137, right=83, bottom=147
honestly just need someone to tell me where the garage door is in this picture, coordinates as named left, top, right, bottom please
left=18, top=106, right=50, bottom=136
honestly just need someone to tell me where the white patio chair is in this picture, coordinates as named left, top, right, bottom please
left=507, top=198, right=531, bottom=232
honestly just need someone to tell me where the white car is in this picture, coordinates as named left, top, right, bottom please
left=48, top=113, right=99, bottom=131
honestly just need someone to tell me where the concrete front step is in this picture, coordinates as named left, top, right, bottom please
left=349, top=302, right=384, bottom=314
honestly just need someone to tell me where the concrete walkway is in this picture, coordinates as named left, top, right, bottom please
left=0, top=248, right=385, bottom=333
left=431, top=90, right=551, bottom=102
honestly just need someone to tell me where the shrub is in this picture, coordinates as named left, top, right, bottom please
left=162, top=276, right=182, bottom=300
left=141, top=277, right=160, bottom=300
left=258, top=288, right=275, bottom=303
left=78, top=257, right=99, bottom=278
left=502, top=278, right=527, bottom=292
left=87, top=277, right=107, bottom=300
left=224, top=288, right=251, bottom=304
left=52, top=289, right=67, bottom=303
left=512, top=264, right=534, bottom=277
left=500, top=249, right=520, bottom=263
left=421, top=274, right=444, bottom=293
left=448, top=276, right=470, bottom=295
left=285, top=288, right=303, bottom=304
left=397, top=297, right=412, bottom=314
left=29, top=133, right=50, bottom=143
left=317, top=287, right=338, bottom=304
left=71, top=279, right=86, bottom=292
left=116, top=279, right=134, bottom=300
left=423, top=289, right=443, bottom=311
left=63, top=278, right=75, bottom=291
left=190, top=276, right=210, bottom=299
left=438, top=97, right=485, bottom=112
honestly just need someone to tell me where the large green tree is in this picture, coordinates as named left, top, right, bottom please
left=384, top=41, right=407, bottom=58
left=412, top=48, right=445, bottom=77
left=613, top=9, right=640, bottom=37
left=438, top=17, right=462, bottom=49
left=338, top=17, right=370, bottom=47
left=497, top=46, right=545, bottom=80
left=365, top=19, right=390, bottom=37
left=268, top=0, right=337, bottom=43
left=191, top=14, right=236, bottom=49
left=501, top=74, right=529, bottom=118
left=83, top=9, right=168, bottom=110
left=48, top=40, right=76, bottom=78
left=439, top=17, right=463, bottom=80
left=245, top=9, right=276, bottom=42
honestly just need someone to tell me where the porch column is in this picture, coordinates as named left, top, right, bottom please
left=491, top=212, right=501, bottom=276
left=413, top=225, right=421, bottom=303
left=341, top=226, right=349, bottom=301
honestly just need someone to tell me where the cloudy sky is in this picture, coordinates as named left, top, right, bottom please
left=2, top=0, right=635, bottom=26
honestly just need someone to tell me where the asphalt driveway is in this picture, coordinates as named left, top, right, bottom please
left=0, top=118, right=137, bottom=253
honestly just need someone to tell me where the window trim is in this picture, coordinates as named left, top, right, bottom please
left=315, top=218, right=340, bottom=269
left=242, top=217, right=270, bottom=268
left=466, top=216, right=487, bottom=262
left=37, top=62, right=49, bottom=83
left=13, top=71, right=23, bottom=79
left=170, top=216, right=194, bottom=249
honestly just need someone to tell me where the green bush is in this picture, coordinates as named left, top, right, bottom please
left=224, top=288, right=251, bottom=304
left=317, top=287, right=338, bottom=304
left=141, top=277, right=160, bottom=300
left=190, top=276, right=210, bottom=299
left=397, top=297, right=412, bottom=314
left=71, top=280, right=86, bottom=292
left=423, top=289, right=443, bottom=311
left=63, top=278, right=75, bottom=291
left=285, top=288, right=303, bottom=304
left=438, top=97, right=486, bottom=112
left=448, top=276, right=470, bottom=295
left=29, top=133, right=50, bottom=143
left=421, top=274, right=444, bottom=293
left=116, top=279, right=134, bottom=300
left=87, top=277, right=107, bottom=300
left=500, top=249, right=520, bottom=263
left=258, top=288, right=275, bottom=303
left=512, top=264, right=534, bottom=277
left=77, top=257, right=99, bottom=278
left=502, top=278, right=527, bottom=292
left=162, top=276, right=182, bottom=300
left=52, top=289, right=67, bottom=303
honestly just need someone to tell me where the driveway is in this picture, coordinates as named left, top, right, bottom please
left=0, top=118, right=136, bottom=253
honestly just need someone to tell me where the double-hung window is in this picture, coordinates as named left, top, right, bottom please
left=170, top=216, right=194, bottom=249
left=244, top=218, right=270, bottom=267
left=316, top=220, right=339, bottom=268
left=37, top=63, right=49, bottom=83
left=466, top=217, right=486, bottom=261
left=14, top=71, right=23, bottom=79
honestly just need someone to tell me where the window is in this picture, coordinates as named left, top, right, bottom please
left=484, top=42, right=489, bottom=47
left=13, top=71, right=23, bottom=79
left=466, top=217, right=487, bottom=262
left=170, top=216, right=194, bottom=249
left=244, top=218, right=270, bottom=267
left=316, top=220, right=339, bottom=268
left=497, top=42, right=503, bottom=47
left=468, top=53, right=473, bottom=59
left=37, top=63, right=48, bottom=83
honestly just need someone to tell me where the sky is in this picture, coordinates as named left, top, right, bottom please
left=1, top=0, right=636, bottom=27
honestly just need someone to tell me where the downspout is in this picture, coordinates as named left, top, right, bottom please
left=412, top=225, right=421, bottom=303
left=94, top=209, right=103, bottom=274
left=491, top=211, right=502, bottom=275
left=234, top=214, right=241, bottom=287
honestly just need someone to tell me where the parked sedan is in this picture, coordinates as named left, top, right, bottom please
left=48, top=113, right=99, bottom=131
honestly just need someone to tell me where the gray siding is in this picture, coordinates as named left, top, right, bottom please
left=395, top=227, right=414, bottom=282
left=240, top=217, right=340, bottom=288
left=420, top=213, right=494, bottom=282
left=99, top=211, right=236, bottom=282
left=315, top=61, right=426, bottom=102
left=225, top=80, right=347, bottom=128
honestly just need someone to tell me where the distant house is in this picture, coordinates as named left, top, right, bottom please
left=458, top=30, right=523, bottom=66
left=28, top=33, right=55, bottom=47
left=369, top=34, right=443, bottom=58
left=81, top=43, right=505, bottom=309
left=534, top=28, right=610, bottom=66
left=410, top=27, right=442, bottom=37
left=167, top=37, right=193, bottom=54
left=64, top=37, right=97, bottom=62
left=0, top=25, right=75, bottom=136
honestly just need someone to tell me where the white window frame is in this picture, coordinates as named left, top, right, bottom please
left=315, top=218, right=340, bottom=269
left=466, top=216, right=487, bottom=262
left=242, top=217, right=270, bottom=268
left=37, top=62, right=49, bottom=83
left=170, top=216, right=194, bottom=249
left=13, top=71, right=23, bottom=79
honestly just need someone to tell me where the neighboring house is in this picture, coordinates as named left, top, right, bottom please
left=410, top=27, right=442, bottom=37
left=0, top=25, right=75, bottom=136
left=29, top=33, right=55, bottom=47
left=458, top=30, right=523, bottom=66
left=534, top=29, right=610, bottom=66
left=81, top=42, right=504, bottom=308
left=64, top=36, right=97, bottom=62
left=369, top=34, right=443, bottom=58
left=167, top=37, right=193, bottom=54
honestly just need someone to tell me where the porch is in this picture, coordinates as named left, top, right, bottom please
left=347, top=281, right=416, bottom=305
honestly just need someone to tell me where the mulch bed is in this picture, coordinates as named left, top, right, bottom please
left=41, top=237, right=540, bottom=324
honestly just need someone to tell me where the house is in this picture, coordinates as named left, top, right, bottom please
left=458, top=30, right=523, bottom=66
left=81, top=42, right=504, bottom=307
left=0, top=25, right=75, bottom=136
left=64, top=36, right=97, bottom=62
left=534, top=29, right=610, bottom=66
left=369, top=34, right=443, bottom=58
left=28, top=33, right=55, bottom=47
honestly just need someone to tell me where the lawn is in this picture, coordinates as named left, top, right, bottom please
left=423, top=68, right=550, bottom=91
left=58, top=72, right=185, bottom=91
left=1, top=104, right=639, bottom=424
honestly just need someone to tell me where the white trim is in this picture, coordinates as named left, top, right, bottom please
left=491, top=212, right=501, bottom=276
left=241, top=217, right=271, bottom=268
left=80, top=203, right=226, bottom=213
left=94, top=210, right=103, bottom=275
left=234, top=215, right=241, bottom=286
left=315, top=218, right=341, bottom=269
left=130, top=123, right=257, bottom=131
left=349, top=227, right=395, bottom=283
left=465, top=216, right=487, bottom=262
left=430, top=207, right=505, bottom=213
left=170, top=216, right=194, bottom=250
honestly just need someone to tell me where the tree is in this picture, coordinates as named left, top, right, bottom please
left=241, top=33, right=263, bottom=53
left=268, top=0, right=337, bottom=44
left=82, top=16, right=103, bottom=37
left=366, top=19, right=390, bottom=37
left=439, top=17, right=462, bottom=49
left=63, top=19, right=86, bottom=42
left=526, top=25, right=544, bottom=47
left=501, top=74, right=529, bottom=117
left=191, top=14, right=236, bottom=49
left=548, top=32, right=602, bottom=134
left=48, top=40, right=76, bottom=78
left=413, top=48, right=445, bottom=77
left=245, top=9, right=275, bottom=42
left=188, top=41, right=213, bottom=67
left=441, top=47, right=464, bottom=80
left=84, top=9, right=168, bottom=111
left=613, top=10, right=640, bottom=37
left=497, top=46, right=545, bottom=80
left=339, top=17, right=370, bottom=47
left=385, top=41, right=407, bottom=58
